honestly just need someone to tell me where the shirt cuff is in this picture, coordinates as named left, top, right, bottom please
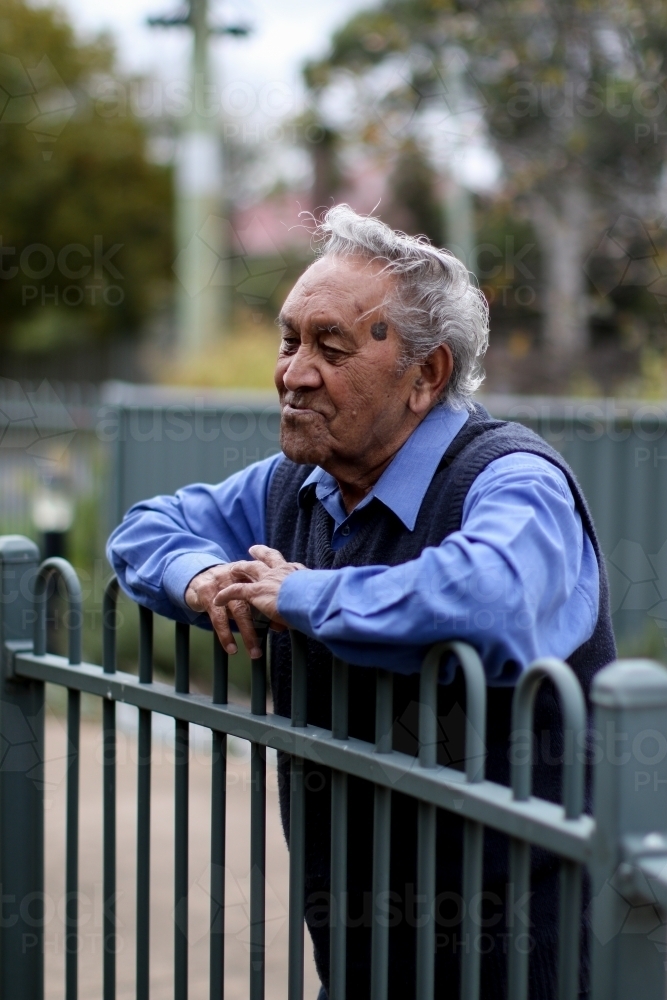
left=277, top=568, right=331, bottom=635
left=163, top=553, right=227, bottom=611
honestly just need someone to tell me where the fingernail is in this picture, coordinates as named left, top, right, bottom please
left=251, top=647, right=262, bottom=659
left=226, top=643, right=237, bottom=654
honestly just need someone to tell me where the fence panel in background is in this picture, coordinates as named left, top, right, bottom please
left=487, top=395, right=667, bottom=647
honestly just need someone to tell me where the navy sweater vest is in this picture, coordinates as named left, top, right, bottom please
left=266, top=404, right=615, bottom=1000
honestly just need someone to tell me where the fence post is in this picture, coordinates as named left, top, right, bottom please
left=590, top=659, right=667, bottom=1000
left=0, top=534, right=44, bottom=1000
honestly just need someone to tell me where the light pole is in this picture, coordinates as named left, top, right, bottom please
left=442, top=54, right=475, bottom=276
left=148, top=1, right=249, bottom=357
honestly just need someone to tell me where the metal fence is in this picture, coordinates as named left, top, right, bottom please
left=2, top=534, right=667, bottom=1000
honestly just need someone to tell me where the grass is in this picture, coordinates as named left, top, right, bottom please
left=154, top=320, right=280, bottom=391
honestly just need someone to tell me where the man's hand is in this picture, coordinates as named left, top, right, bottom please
left=213, top=544, right=307, bottom=628
left=185, top=546, right=306, bottom=659
left=185, top=562, right=264, bottom=658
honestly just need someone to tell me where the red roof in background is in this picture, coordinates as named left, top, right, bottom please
left=232, top=158, right=390, bottom=256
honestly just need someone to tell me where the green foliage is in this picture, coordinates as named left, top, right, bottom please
left=473, top=200, right=542, bottom=338
left=386, top=140, right=444, bottom=244
left=309, top=0, right=667, bottom=200
left=0, top=0, right=173, bottom=353
left=303, top=0, right=667, bottom=365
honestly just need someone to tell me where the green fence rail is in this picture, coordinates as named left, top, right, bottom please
left=1, top=533, right=667, bottom=999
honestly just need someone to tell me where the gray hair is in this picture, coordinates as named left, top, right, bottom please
left=311, top=204, right=489, bottom=409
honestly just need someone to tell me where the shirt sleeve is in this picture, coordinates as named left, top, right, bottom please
left=106, top=452, right=284, bottom=621
left=277, top=453, right=600, bottom=681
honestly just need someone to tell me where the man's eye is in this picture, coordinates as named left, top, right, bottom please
left=281, top=337, right=299, bottom=353
left=322, top=344, right=345, bottom=360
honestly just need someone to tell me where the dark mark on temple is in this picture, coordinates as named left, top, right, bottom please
left=371, top=322, right=388, bottom=341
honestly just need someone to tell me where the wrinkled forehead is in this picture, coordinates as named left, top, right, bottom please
left=282, top=255, right=396, bottom=321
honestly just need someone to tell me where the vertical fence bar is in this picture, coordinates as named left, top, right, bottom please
left=0, top=537, right=44, bottom=1000
left=213, top=631, right=228, bottom=706
left=460, top=821, right=484, bottom=1000
left=416, top=650, right=438, bottom=1000
left=62, top=564, right=83, bottom=1000
left=288, top=631, right=308, bottom=1000
left=137, top=604, right=153, bottom=1000
left=509, top=659, right=587, bottom=1000
left=558, top=860, right=582, bottom=1000
left=330, top=656, right=349, bottom=1000
left=250, top=629, right=268, bottom=1000
left=506, top=838, right=530, bottom=1000
left=371, top=670, right=393, bottom=1000
left=33, top=558, right=83, bottom=1000
left=66, top=693, right=80, bottom=1000
left=103, top=578, right=119, bottom=1000
left=429, top=642, right=489, bottom=1000
left=416, top=802, right=436, bottom=1000
left=210, top=634, right=228, bottom=1000
left=174, top=622, right=190, bottom=1000
left=589, top=660, right=667, bottom=1000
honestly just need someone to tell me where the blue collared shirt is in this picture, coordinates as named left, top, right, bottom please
left=301, top=406, right=470, bottom=550
left=107, top=405, right=599, bottom=682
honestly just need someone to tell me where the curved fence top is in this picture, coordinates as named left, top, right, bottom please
left=511, top=658, right=587, bottom=819
left=33, top=556, right=83, bottom=665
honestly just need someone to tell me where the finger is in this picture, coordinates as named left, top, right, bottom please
left=228, top=561, right=265, bottom=583
left=207, top=601, right=238, bottom=655
left=213, top=581, right=255, bottom=606
left=215, top=582, right=255, bottom=606
left=228, top=599, right=262, bottom=659
left=248, top=544, right=287, bottom=569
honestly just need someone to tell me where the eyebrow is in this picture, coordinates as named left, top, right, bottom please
left=313, top=323, right=349, bottom=337
left=277, top=315, right=296, bottom=333
left=277, top=316, right=353, bottom=339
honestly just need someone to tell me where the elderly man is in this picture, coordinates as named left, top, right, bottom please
left=108, top=206, right=615, bottom=999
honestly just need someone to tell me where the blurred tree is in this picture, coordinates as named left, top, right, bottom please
left=0, top=0, right=173, bottom=356
left=311, top=119, right=344, bottom=216
left=305, top=0, right=667, bottom=366
left=386, top=139, right=444, bottom=244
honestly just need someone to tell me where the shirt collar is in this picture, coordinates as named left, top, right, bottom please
left=298, top=404, right=469, bottom=531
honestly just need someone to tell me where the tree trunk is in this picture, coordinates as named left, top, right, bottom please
left=530, top=182, right=590, bottom=358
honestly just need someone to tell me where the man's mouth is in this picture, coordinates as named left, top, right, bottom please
left=282, top=402, right=321, bottom=416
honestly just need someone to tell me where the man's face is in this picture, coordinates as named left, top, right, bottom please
left=275, top=255, right=420, bottom=475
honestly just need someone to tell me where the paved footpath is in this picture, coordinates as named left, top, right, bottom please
left=43, top=713, right=320, bottom=999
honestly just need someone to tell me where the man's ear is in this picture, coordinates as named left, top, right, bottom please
left=408, top=344, right=454, bottom=415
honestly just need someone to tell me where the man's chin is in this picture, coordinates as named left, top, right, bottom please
left=280, top=427, right=329, bottom=467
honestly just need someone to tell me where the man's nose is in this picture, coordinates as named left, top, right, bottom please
left=282, top=345, right=323, bottom=391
